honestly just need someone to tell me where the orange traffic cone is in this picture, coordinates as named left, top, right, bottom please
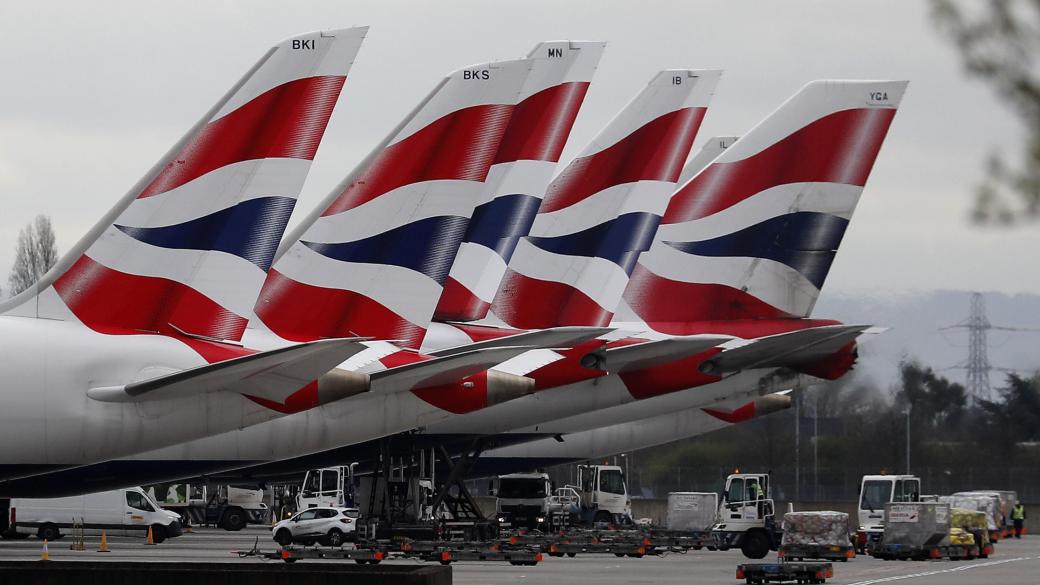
left=98, top=531, right=110, bottom=553
left=145, top=526, right=156, bottom=546
left=40, top=539, right=50, bottom=561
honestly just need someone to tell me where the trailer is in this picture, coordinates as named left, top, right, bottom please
left=145, top=482, right=268, bottom=530
left=736, top=562, right=834, bottom=584
left=778, top=543, right=855, bottom=562
left=872, top=542, right=980, bottom=561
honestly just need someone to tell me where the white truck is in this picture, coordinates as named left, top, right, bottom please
left=493, top=472, right=553, bottom=529
left=4, top=487, right=182, bottom=542
left=855, top=474, right=921, bottom=551
left=145, top=482, right=268, bottom=530
left=711, top=472, right=780, bottom=559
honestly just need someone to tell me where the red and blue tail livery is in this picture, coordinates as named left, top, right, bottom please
left=4, top=28, right=367, bottom=342
left=434, top=41, right=606, bottom=323
left=488, top=69, right=721, bottom=329
left=623, top=80, right=908, bottom=333
left=255, top=57, right=535, bottom=348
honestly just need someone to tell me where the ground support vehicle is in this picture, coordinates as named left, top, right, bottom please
left=493, top=473, right=552, bottom=530
left=855, top=475, right=921, bottom=552
left=736, top=562, right=833, bottom=584
left=778, top=543, right=855, bottom=562
left=147, top=483, right=268, bottom=530
left=6, top=487, right=181, bottom=543
left=241, top=546, right=387, bottom=565
left=711, top=473, right=782, bottom=559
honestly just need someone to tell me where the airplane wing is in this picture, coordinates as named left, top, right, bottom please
left=370, top=346, right=536, bottom=392
left=700, top=324, right=877, bottom=375
left=87, top=338, right=369, bottom=403
left=425, top=326, right=612, bottom=357
left=603, top=335, right=734, bottom=373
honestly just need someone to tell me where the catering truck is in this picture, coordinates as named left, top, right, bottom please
left=4, top=487, right=182, bottom=542
left=493, top=473, right=553, bottom=529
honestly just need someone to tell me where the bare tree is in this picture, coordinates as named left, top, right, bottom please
left=932, top=0, right=1040, bottom=223
left=9, top=215, right=59, bottom=295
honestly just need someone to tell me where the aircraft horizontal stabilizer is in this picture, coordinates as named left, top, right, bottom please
left=425, top=326, right=612, bottom=357
left=87, top=338, right=370, bottom=403
left=603, top=335, right=733, bottom=373
left=370, top=346, right=536, bottom=392
left=701, top=324, right=874, bottom=375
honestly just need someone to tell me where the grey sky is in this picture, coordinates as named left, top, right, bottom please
left=0, top=0, right=1034, bottom=297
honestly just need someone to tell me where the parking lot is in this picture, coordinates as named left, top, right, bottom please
left=0, top=526, right=1037, bottom=584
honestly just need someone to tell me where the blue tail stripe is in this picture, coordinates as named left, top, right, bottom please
left=303, top=215, right=470, bottom=283
left=463, top=193, right=541, bottom=259
left=526, top=211, right=661, bottom=270
left=664, top=211, right=849, bottom=289
left=115, top=196, right=296, bottom=271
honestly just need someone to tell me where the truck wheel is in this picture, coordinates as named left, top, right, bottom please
left=740, top=531, right=770, bottom=560
left=221, top=508, right=247, bottom=531
left=274, top=529, right=293, bottom=546
left=150, top=525, right=167, bottom=544
left=37, top=524, right=60, bottom=541
left=325, top=529, right=345, bottom=547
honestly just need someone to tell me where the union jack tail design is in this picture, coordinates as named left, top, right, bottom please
left=488, top=69, right=722, bottom=329
left=434, top=41, right=606, bottom=323
left=624, top=80, right=908, bottom=334
left=0, top=29, right=367, bottom=343
left=254, top=57, right=534, bottom=349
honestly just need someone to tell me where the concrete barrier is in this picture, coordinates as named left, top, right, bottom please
left=0, top=561, right=451, bottom=585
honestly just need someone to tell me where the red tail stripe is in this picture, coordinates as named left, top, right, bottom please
left=255, top=269, right=426, bottom=348
left=663, top=108, right=897, bottom=224
left=138, top=76, right=346, bottom=199
left=493, top=269, right=613, bottom=329
left=493, top=82, right=590, bottom=164
left=53, top=255, right=248, bottom=340
left=320, top=104, right=515, bottom=216
left=538, top=107, right=706, bottom=213
left=435, top=277, right=494, bottom=324
left=624, top=265, right=796, bottom=329
left=447, top=322, right=526, bottom=343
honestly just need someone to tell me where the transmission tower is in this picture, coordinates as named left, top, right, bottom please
left=941, top=292, right=1040, bottom=403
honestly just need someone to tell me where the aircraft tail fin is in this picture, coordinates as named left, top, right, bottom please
left=1, top=28, right=367, bottom=343
left=626, top=80, right=908, bottom=327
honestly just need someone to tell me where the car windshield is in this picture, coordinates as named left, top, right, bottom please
left=861, top=480, right=891, bottom=511
left=498, top=478, right=547, bottom=499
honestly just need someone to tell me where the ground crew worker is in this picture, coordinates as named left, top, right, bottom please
left=1012, top=503, right=1026, bottom=538
left=749, top=479, right=765, bottom=517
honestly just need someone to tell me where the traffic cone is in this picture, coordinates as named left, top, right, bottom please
left=145, top=526, right=156, bottom=546
left=98, top=531, right=110, bottom=553
left=40, top=539, right=50, bottom=561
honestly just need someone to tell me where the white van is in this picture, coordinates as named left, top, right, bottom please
left=8, top=487, right=182, bottom=542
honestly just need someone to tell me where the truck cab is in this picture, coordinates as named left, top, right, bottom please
left=856, top=474, right=920, bottom=550
left=298, top=466, right=355, bottom=511
left=574, top=464, right=632, bottom=525
left=493, top=473, right=552, bottom=529
left=711, top=473, right=779, bottom=559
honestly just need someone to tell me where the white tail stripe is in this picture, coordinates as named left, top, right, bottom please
left=300, top=180, right=483, bottom=244
left=113, top=158, right=311, bottom=228
left=474, top=160, right=557, bottom=206
left=517, top=41, right=604, bottom=102
left=654, top=182, right=862, bottom=242
left=506, top=239, right=630, bottom=308
left=85, top=228, right=265, bottom=318
left=212, top=27, right=367, bottom=121
left=529, top=181, right=673, bottom=237
left=448, top=243, right=508, bottom=302
left=640, top=243, right=820, bottom=316
left=273, top=245, right=441, bottom=326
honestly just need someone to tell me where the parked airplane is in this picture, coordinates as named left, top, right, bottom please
left=0, top=28, right=372, bottom=482
left=0, top=41, right=608, bottom=497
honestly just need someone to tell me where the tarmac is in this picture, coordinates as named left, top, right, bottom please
left=0, top=526, right=1037, bottom=584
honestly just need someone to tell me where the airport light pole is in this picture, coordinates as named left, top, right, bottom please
left=905, top=403, right=911, bottom=474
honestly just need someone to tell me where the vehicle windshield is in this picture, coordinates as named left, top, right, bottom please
left=860, top=480, right=891, bottom=511
left=599, top=469, right=626, bottom=495
left=498, top=478, right=547, bottom=499
left=126, top=490, right=155, bottom=512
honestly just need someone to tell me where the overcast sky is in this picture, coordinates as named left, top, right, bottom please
left=0, top=0, right=1035, bottom=298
